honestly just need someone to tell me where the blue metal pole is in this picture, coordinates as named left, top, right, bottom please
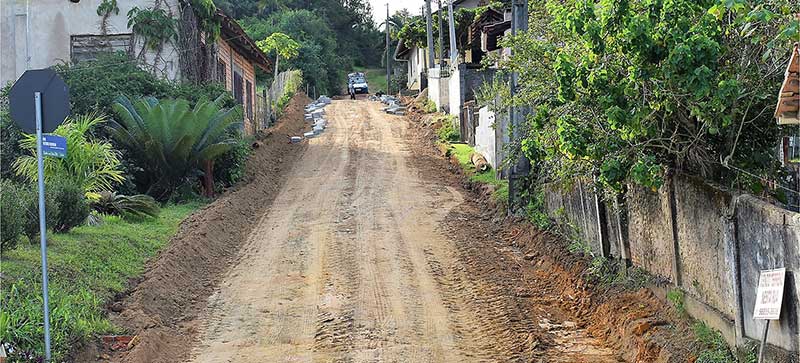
left=34, top=91, right=52, bottom=361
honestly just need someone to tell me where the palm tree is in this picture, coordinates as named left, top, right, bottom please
left=110, top=95, right=242, bottom=200
left=13, top=113, right=124, bottom=201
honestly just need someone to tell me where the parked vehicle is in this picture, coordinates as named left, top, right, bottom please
left=347, top=72, right=369, bottom=94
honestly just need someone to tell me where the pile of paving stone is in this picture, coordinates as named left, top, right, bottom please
left=292, top=96, right=331, bottom=142
left=369, top=95, right=406, bottom=116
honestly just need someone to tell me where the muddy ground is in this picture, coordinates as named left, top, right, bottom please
left=85, top=95, right=698, bottom=362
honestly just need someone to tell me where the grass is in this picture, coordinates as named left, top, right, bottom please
left=0, top=202, right=203, bottom=361
left=352, top=66, right=387, bottom=94
left=447, top=143, right=509, bottom=203
left=692, top=321, right=753, bottom=363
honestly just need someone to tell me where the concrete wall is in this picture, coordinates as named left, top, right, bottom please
left=427, top=67, right=449, bottom=112
left=542, top=174, right=800, bottom=359
left=475, top=107, right=497, bottom=169
left=736, top=196, right=800, bottom=352
left=627, top=183, right=678, bottom=282
left=448, top=66, right=462, bottom=119
left=404, top=47, right=427, bottom=91
left=447, top=65, right=495, bottom=123
left=0, top=0, right=181, bottom=86
left=544, top=182, right=605, bottom=257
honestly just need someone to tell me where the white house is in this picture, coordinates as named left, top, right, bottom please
left=394, top=41, right=429, bottom=92
left=0, top=0, right=183, bottom=85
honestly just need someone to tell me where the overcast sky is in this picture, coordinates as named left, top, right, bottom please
left=369, top=0, right=422, bottom=25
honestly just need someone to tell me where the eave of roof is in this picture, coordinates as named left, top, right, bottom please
left=394, top=40, right=413, bottom=60
left=776, top=44, right=800, bottom=125
left=216, top=9, right=272, bottom=73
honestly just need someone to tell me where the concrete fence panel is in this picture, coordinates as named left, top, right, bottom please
left=672, top=176, right=736, bottom=319
left=627, top=183, right=678, bottom=282
left=736, top=195, right=800, bottom=352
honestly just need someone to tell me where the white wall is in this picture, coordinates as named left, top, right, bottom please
left=0, top=0, right=180, bottom=86
left=448, top=65, right=462, bottom=118
left=426, top=67, right=449, bottom=112
left=475, top=106, right=497, bottom=169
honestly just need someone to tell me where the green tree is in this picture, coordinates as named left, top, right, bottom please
left=110, top=96, right=242, bottom=200
left=257, top=32, right=300, bottom=79
left=496, top=0, right=798, bottom=200
left=240, top=10, right=346, bottom=95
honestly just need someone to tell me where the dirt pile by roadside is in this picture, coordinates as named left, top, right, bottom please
left=79, top=93, right=312, bottom=363
left=404, top=103, right=700, bottom=362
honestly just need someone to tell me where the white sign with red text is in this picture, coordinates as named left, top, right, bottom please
left=753, top=268, right=786, bottom=320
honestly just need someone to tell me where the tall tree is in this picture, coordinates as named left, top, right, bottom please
left=257, top=32, right=300, bottom=79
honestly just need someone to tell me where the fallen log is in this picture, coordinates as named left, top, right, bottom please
left=470, top=152, right=490, bottom=172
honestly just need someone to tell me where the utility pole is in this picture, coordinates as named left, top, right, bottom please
left=507, top=0, right=530, bottom=213
left=386, top=4, right=391, bottom=95
left=446, top=0, right=457, bottom=64
left=437, top=0, right=445, bottom=69
left=425, top=0, right=435, bottom=69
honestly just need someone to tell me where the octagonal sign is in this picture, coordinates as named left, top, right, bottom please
left=9, top=68, right=70, bottom=134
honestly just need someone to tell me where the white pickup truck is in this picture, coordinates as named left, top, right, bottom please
left=347, top=72, right=369, bottom=94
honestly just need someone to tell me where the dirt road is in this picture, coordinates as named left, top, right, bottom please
left=187, top=100, right=623, bottom=362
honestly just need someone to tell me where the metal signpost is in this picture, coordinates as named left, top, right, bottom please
left=8, top=69, right=70, bottom=361
left=753, top=268, right=786, bottom=363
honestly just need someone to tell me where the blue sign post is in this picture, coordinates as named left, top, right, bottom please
left=9, top=69, right=70, bottom=361
left=42, top=135, right=67, bottom=158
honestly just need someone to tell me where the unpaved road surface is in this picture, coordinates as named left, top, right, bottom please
left=188, top=100, right=622, bottom=362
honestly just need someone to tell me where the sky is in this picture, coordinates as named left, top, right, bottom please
left=369, top=0, right=422, bottom=25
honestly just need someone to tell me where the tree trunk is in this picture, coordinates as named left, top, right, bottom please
left=274, top=54, right=280, bottom=81
left=203, top=160, right=215, bottom=197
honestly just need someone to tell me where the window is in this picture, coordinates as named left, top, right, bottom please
left=70, top=34, right=132, bottom=63
left=217, top=58, right=227, bottom=83
left=246, top=80, right=253, bottom=119
left=233, top=71, right=244, bottom=105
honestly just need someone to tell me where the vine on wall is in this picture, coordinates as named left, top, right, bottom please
left=96, top=0, right=119, bottom=35
left=179, top=0, right=222, bottom=84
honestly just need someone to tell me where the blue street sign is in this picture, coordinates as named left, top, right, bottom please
left=42, top=134, right=67, bottom=158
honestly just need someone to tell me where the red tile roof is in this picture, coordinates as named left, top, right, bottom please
left=776, top=44, right=799, bottom=125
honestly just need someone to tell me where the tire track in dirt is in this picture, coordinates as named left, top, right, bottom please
left=186, top=98, right=628, bottom=363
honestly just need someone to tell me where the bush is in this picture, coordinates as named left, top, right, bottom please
left=50, top=182, right=90, bottom=233
left=214, top=136, right=252, bottom=189
left=1, top=181, right=24, bottom=251
left=93, top=192, right=160, bottom=220
left=6, top=181, right=86, bottom=241
left=18, top=184, right=59, bottom=244
left=422, top=99, right=437, bottom=113
left=13, top=114, right=124, bottom=201
left=0, top=279, right=113, bottom=361
left=111, top=96, right=242, bottom=200
left=435, top=115, right=460, bottom=142
left=1, top=86, right=25, bottom=183
left=52, top=53, right=233, bottom=118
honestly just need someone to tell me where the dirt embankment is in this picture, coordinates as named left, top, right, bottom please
left=78, top=93, right=312, bottom=363
left=405, top=105, right=700, bottom=362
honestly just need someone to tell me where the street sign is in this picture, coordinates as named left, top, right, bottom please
left=9, top=68, right=70, bottom=133
left=754, top=268, right=786, bottom=320
left=7, top=69, right=71, bottom=362
left=42, top=135, right=67, bottom=158
left=754, top=267, right=786, bottom=363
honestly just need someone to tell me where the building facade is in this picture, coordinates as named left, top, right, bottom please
left=0, top=0, right=271, bottom=134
